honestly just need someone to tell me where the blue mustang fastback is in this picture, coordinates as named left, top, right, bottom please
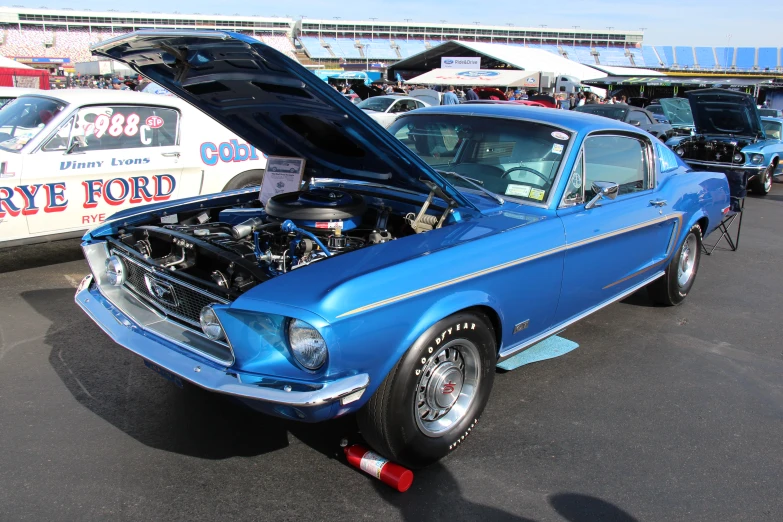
left=76, top=30, right=730, bottom=468
left=666, top=88, right=779, bottom=195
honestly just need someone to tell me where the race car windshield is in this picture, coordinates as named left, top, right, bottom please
left=389, top=114, right=571, bottom=205
left=0, top=96, right=66, bottom=152
left=762, top=120, right=782, bottom=140
left=357, top=97, right=395, bottom=112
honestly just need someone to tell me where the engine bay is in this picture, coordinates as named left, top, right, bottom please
left=109, top=185, right=458, bottom=298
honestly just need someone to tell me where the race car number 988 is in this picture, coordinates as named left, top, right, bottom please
left=93, top=113, right=141, bottom=138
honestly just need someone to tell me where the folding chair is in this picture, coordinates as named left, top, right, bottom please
left=702, top=170, right=747, bottom=255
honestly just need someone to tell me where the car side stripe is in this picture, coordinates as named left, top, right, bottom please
left=336, top=212, right=684, bottom=319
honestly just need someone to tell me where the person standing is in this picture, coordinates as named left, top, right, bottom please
left=559, top=94, right=571, bottom=110
left=465, top=86, right=479, bottom=101
left=442, top=86, right=459, bottom=105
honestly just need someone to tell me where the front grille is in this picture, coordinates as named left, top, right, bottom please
left=113, top=250, right=229, bottom=329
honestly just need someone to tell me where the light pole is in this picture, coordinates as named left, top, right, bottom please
left=572, top=25, right=579, bottom=47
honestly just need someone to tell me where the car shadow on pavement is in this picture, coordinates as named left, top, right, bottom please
left=25, top=287, right=360, bottom=461
left=0, top=238, right=83, bottom=274
left=549, top=493, right=638, bottom=522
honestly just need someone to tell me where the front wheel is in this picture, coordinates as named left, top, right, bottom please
left=750, top=164, right=774, bottom=195
left=647, top=224, right=702, bottom=306
left=221, top=169, right=265, bottom=191
left=357, top=311, right=497, bottom=469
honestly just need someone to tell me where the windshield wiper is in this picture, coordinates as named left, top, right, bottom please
left=437, top=170, right=505, bottom=205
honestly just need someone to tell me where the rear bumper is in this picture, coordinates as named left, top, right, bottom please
left=74, top=275, right=369, bottom=421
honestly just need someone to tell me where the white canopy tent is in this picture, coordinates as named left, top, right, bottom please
left=405, top=68, right=541, bottom=87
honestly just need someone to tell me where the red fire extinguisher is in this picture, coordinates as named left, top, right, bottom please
left=343, top=443, right=414, bottom=492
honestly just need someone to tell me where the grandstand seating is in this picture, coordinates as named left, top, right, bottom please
left=0, top=24, right=781, bottom=76
left=674, top=46, right=695, bottom=68
left=715, top=47, right=734, bottom=68
left=757, top=47, right=777, bottom=70
left=735, top=47, right=755, bottom=69
left=695, top=47, right=716, bottom=69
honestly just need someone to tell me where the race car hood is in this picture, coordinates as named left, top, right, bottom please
left=685, top=88, right=763, bottom=139
left=91, top=30, right=474, bottom=209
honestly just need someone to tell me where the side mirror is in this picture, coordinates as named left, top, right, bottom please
left=585, top=181, right=619, bottom=209
left=65, top=135, right=86, bottom=155
left=629, top=119, right=642, bottom=127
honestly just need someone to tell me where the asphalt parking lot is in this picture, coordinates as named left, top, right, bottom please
left=1, top=187, right=782, bottom=522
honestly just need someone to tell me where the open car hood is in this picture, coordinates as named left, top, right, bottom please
left=659, top=98, right=694, bottom=128
left=91, top=30, right=474, bottom=209
left=685, top=88, right=763, bottom=138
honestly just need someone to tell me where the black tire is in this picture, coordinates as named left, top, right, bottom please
left=647, top=224, right=702, bottom=306
left=357, top=311, right=497, bottom=469
left=750, top=165, right=774, bottom=196
left=221, top=169, right=265, bottom=191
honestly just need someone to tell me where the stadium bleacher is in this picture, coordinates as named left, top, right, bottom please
left=735, top=47, right=755, bottom=69
left=695, top=47, right=716, bottom=69
left=715, top=47, right=734, bottom=68
left=757, top=47, right=777, bottom=70
left=674, top=46, right=695, bottom=68
left=0, top=17, right=779, bottom=78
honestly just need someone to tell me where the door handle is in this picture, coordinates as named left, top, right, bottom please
left=161, top=152, right=180, bottom=158
left=649, top=199, right=667, bottom=207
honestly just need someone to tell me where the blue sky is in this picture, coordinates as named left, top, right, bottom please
left=19, top=1, right=782, bottom=46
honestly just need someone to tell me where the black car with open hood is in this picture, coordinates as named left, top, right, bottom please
left=91, top=30, right=473, bottom=209
left=665, top=88, right=772, bottom=195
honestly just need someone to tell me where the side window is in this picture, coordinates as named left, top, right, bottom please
left=72, top=105, right=179, bottom=152
left=42, top=116, right=75, bottom=151
left=584, top=135, right=650, bottom=200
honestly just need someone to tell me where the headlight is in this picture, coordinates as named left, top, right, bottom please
left=675, top=147, right=684, bottom=156
left=105, top=255, right=126, bottom=287
left=199, top=305, right=226, bottom=342
left=750, top=154, right=764, bottom=165
left=288, top=319, right=328, bottom=370
left=733, top=153, right=744, bottom=164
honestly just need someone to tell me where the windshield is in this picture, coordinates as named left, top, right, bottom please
left=647, top=105, right=663, bottom=115
left=762, top=120, right=782, bottom=140
left=388, top=114, right=571, bottom=205
left=575, top=105, right=628, bottom=121
left=0, top=96, right=66, bottom=152
left=659, top=98, right=694, bottom=127
left=759, top=108, right=778, bottom=117
left=357, top=97, right=395, bottom=112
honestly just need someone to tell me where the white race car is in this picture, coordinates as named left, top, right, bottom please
left=0, top=89, right=267, bottom=247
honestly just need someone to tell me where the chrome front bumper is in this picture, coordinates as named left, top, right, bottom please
left=74, top=275, right=369, bottom=414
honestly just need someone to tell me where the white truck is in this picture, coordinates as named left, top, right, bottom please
left=0, top=89, right=267, bottom=247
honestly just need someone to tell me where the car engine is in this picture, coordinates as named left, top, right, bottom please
left=108, top=186, right=455, bottom=299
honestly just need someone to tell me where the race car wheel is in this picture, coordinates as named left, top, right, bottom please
left=357, top=311, right=496, bottom=469
left=750, top=164, right=773, bottom=195
left=647, top=224, right=702, bottom=306
left=222, top=169, right=265, bottom=191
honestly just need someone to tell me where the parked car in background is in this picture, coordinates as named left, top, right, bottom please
left=658, top=98, right=695, bottom=136
left=666, top=89, right=778, bottom=195
left=575, top=104, right=673, bottom=140
left=77, top=30, right=730, bottom=469
left=0, top=90, right=267, bottom=247
left=758, top=108, right=783, bottom=118
left=357, top=94, right=430, bottom=127
left=645, top=103, right=670, bottom=124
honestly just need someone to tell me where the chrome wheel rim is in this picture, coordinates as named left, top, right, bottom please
left=677, top=233, right=698, bottom=287
left=764, top=167, right=773, bottom=192
left=415, top=339, right=480, bottom=437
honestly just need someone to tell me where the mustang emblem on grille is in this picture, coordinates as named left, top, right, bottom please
left=144, top=274, right=178, bottom=307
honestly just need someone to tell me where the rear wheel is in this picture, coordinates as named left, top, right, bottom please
left=647, top=225, right=702, bottom=306
left=221, top=169, right=265, bottom=191
left=357, top=311, right=497, bottom=469
left=750, top=164, right=774, bottom=195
